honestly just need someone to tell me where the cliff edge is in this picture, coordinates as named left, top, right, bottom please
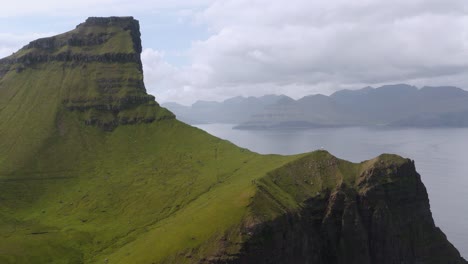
left=226, top=153, right=465, bottom=263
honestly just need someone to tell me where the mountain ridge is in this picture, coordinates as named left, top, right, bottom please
left=162, top=84, right=468, bottom=128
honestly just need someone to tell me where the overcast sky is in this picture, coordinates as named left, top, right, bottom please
left=1, top=0, right=467, bottom=105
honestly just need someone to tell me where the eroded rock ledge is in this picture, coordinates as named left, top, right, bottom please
left=221, top=155, right=466, bottom=264
left=0, top=16, right=143, bottom=72
left=2, top=52, right=140, bottom=68
left=78, top=16, right=142, bottom=54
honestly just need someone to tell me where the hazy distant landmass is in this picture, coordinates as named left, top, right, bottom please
left=162, top=94, right=290, bottom=124
left=163, top=84, right=468, bottom=129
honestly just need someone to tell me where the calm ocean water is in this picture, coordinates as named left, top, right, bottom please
left=195, top=124, right=468, bottom=258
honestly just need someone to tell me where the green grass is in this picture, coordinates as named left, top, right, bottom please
left=0, top=62, right=298, bottom=262
left=0, top=111, right=299, bottom=263
left=0, top=106, right=402, bottom=263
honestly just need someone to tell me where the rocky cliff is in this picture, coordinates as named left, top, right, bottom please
left=1, top=17, right=143, bottom=67
left=221, top=153, right=466, bottom=264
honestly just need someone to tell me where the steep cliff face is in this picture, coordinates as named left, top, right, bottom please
left=227, top=154, right=466, bottom=264
left=1, top=17, right=142, bottom=66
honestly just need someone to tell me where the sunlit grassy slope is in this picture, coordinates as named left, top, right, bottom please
left=0, top=17, right=453, bottom=264
left=0, top=16, right=304, bottom=263
left=0, top=113, right=301, bottom=263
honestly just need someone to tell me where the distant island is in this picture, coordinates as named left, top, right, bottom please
left=163, top=84, right=468, bottom=129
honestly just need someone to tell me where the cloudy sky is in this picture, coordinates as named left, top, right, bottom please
left=1, top=0, right=467, bottom=105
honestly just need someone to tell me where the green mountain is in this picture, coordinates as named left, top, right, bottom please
left=0, top=17, right=465, bottom=264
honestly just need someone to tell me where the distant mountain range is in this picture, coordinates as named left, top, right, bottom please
left=162, top=94, right=290, bottom=124
left=163, top=84, right=468, bottom=129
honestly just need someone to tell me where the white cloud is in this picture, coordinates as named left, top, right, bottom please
left=142, top=49, right=177, bottom=86
left=145, top=0, right=468, bottom=104
left=0, top=0, right=215, bottom=17
left=0, top=32, right=56, bottom=58
left=141, top=48, right=183, bottom=102
left=2, top=1, right=468, bottom=104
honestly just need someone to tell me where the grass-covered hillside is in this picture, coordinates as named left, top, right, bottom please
left=0, top=17, right=465, bottom=264
left=0, top=16, right=300, bottom=263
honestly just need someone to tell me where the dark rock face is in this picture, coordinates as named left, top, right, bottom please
left=0, top=16, right=143, bottom=69
left=63, top=93, right=160, bottom=131
left=229, top=159, right=466, bottom=264
left=1, top=52, right=141, bottom=66
left=80, top=16, right=142, bottom=53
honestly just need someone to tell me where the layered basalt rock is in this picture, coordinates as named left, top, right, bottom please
left=1, top=52, right=141, bottom=66
left=0, top=17, right=174, bottom=131
left=221, top=155, right=466, bottom=264
left=79, top=16, right=143, bottom=54
left=1, top=17, right=142, bottom=65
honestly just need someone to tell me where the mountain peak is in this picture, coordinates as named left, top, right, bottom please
left=78, top=16, right=142, bottom=53
left=1, top=16, right=143, bottom=70
left=0, top=17, right=173, bottom=131
left=82, top=16, right=137, bottom=26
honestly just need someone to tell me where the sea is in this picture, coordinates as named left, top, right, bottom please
left=195, top=124, right=468, bottom=258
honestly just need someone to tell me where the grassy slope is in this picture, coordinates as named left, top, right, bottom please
left=0, top=78, right=400, bottom=263
left=0, top=112, right=301, bottom=263
left=0, top=45, right=302, bottom=262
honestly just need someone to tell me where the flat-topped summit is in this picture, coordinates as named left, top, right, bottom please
left=80, top=16, right=138, bottom=27
left=1, top=16, right=142, bottom=70
left=76, top=16, right=142, bottom=53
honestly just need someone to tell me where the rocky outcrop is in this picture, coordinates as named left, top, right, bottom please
left=0, top=64, right=8, bottom=78
left=0, top=52, right=141, bottom=67
left=226, top=155, right=466, bottom=264
left=79, top=16, right=142, bottom=54
left=0, top=16, right=143, bottom=69
left=62, top=93, right=175, bottom=131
